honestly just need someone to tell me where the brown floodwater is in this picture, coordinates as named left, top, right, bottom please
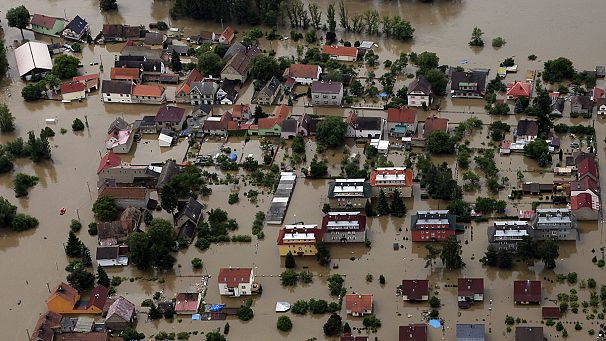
left=1, top=0, right=606, bottom=340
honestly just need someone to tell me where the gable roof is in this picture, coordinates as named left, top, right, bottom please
left=144, top=32, right=165, bottom=45
left=231, top=104, right=250, bottom=119
left=107, top=296, right=135, bottom=322
left=99, top=186, right=148, bottom=200
left=458, top=278, right=484, bottom=296
left=60, top=81, right=85, bottom=94
left=345, top=294, right=373, bottom=314
left=399, top=324, right=427, bottom=341
left=322, top=45, right=358, bottom=58
left=387, top=107, right=416, bottom=124
left=97, top=151, right=122, bottom=174
left=110, top=67, right=140, bottom=81
left=260, top=76, right=281, bottom=97
left=102, top=24, right=144, bottom=39
left=218, top=267, right=253, bottom=287
left=571, top=95, right=592, bottom=109
left=401, top=280, right=429, bottom=299
left=221, top=26, right=234, bottom=42
left=571, top=192, right=596, bottom=210
left=49, top=282, right=79, bottom=304
left=515, top=327, right=543, bottom=341
left=223, top=52, right=251, bottom=76
left=423, top=116, right=448, bottom=137
left=513, top=280, right=541, bottom=303
left=223, top=42, right=247, bottom=62
left=577, top=156, right=598, bottom=178
left=132, top=84, right=164, bottom=97
left=284, top=64, right=321, bottom=79
left=65, top=15, right=88, bottom=34
left=507, top=81, right=531, bottom=97
left=542, top=306, right=561, bottom=319
left=456, top=324, right=485, bottom=341
left=516, top=119, right=539, bottom=137
left=14, top=42, right=53, bottom=77
left=175, top=293, right=200, bottom=312
left=31, top=311, right=63, bottom=341
left=86, top=285, right=109, bottom=310
left=408, top=76, right=432, bottom=95
left=176, top=69, right=204, bottom=95
left=311, top=80, right=343, bottom=94
left=451, top=70, right=489, bottom=92
left=281, top=118, right=298, bottom=133
left=176, top=198, right=203, bottom=223
left=73, top=73, right=99, bottom=82
left=102, top=80, right=133, bottom=95
left=31, top=14, right=60, bottom=29
left=155, top=106, right=185, bottom=123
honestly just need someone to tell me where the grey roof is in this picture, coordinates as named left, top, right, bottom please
left=168, top=44, right=189, bottom=55
left=102, top=80, right=132, bottom=95
left=177, top=197, right=203, bottom=224
left=281, top=118, right=298, bottom=133
left=96, top=246, right=120, bottom=260
left=155, top=106, right=185, bottom=123
left=311, top=80, right=343, bottom=94
left=218, top=80, right=237, bottom=101
left=516, top=119, right=539, bottom=137
left=456, top=324, right=485, bottom=341
left=115, top=59, right=164, bottom=72
left=260, top=76, right=281, bottom=97
left=65, top=15, right=88, bottom=35
left=451, top=70, right=489, bottom=92
left=223, top=42, right=247, bottom=62
left=551, top=98, right=565, bottom=113
left=157, top=160, right=179, bottom=189
left=190, top=81, right=218, bottom=96
left=327, top=179, right=372, bottom=198
left=408, top=76, right=432, bottom=95
left=108, top=117, right=129, bottom=134
left=144, top=32, right=165, bottom=45
left=107, top=296, right=136, bottom=322
left=121, top=45, right=164, bottom=60
left=571, top=95, right=592, bottom=109
left=353, top=116, right=382, bottom=131
left=224, top=52, right=251, bottom=76
left=197, top=103, right=213, bottom=115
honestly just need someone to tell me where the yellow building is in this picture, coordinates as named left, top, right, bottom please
left=47, top=282, right=109, bottom=315
left=277, top=224, right=324, bottom=256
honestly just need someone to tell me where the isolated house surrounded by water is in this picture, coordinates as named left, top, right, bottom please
left=450, top=69, right=489, bottom=99
left=277, top=224, right=324, bottom=256
left=31, top=14, right=65, bottom=36
left=175, top=198, right=203, bottom=241
left=105, top=296, right=136, bottom=331
left=458, top=278, right=484, bottom=308
left=345, top=294, right=373, bottom=316
left=515, top=327, right=544, bottom=341
left=322, top=45, right=358, bottom=62
left=407, top=76, right=433, bottom=107
left=327, top=179, right=372, bottom=210
left=174, top=293, right=201, bottom=314
left=506, top=81, right=531, bottom=99
left=72, top=73, right=99, bottom=92
left=399, top=324, right=427, bottom=341
left=400, top=279, right=429, bottom=301
left=218, top=267, right=257, bottom=297
left=321, top=211, right=367, bottom=243
left=514, top=280, right=541, bottom=304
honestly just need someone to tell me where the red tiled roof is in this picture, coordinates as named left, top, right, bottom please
left=73, top=73, right=99, bottom=82
left=175, top=293, right=200, bottom=312
left=231, top=104, right=250, bottom=119
left=97, top=151, right=122, bottom=174
left=322, top=212, right=366, bottom=231
left=401, top=280, right=429, bottom=300
left=221, top=26, right=234, bottom=42
left=577, top=157, right=598, bottom=178
left=387, top=107, right=416, bottom=124
left=60, top=81, right=85, bottom=94
left=345, top=294, right=373, bottom=314
left=31, top=14, right=59, bottom=29
left=86, top=285, right=109, bottom=310
left=176, top=69, right=203, bottom=95
left=593, top=87, right=604, bottom=102
left=542, top=307, right=561, bottom=319
left=513, top=280, right=541, bottom=303
left=399, top=324, right=427, bottom=341
left=49, top=282, right=79, bottom=305
left=132, top=84, right=163, bottom=97
left=54, top=332, right=108, bottom=341
left=570, top=176, right=598, bottom=192
left=218, top=268, right=252, bottom=287
left=99, top=186, right=147, bottom=200
left=31, top=311, right=62, bottom=341
left=423, top=116, right=448, bottom=137
left=273, top=104, right=290, bottom=121
left=322, top=45, right=358, bottom=58
left=458, top=278, right=484, bottom=296
left=571, top=192, right=595, bottom=210
left=258, top=117, right=279, bottom=130
left=110, top=67, right=140, bottom=81
left=284, top=64, right=320, bottom=79
left=506, top=81, right=531, bottom=98
left=369, top=168, right=413, bottom=187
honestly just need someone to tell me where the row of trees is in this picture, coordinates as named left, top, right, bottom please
left=171, top=0, right=285, bottom=27
left=376, top=189, right=406, bottom=217
left=424, top=236, right=466, bottom=270
left=483, top=237, right=560, bottom=269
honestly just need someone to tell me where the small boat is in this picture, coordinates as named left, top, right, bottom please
left=275, top=302, right=290, bottom=312
left=59, top=208, right=66, bottom=215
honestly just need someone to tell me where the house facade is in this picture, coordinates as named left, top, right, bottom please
left=60, top=82, right=86, bottom=102
left=277, top=224, right=324, bottom=256
left=387, top=106, right=417, bottom=137
left=105, top=296, right=136, bottom=331
left=487, top=221, right=531, bottom=251
left=369, top=167, right=413, bottom=198
left=218, top=268, right=256, bottom=297
left=221, top=53, right=251, bottom=83
left=345, top=111, right=384, bottom=139
left=31, top=14, right=65, bottom=36
left=321, top=211, right=367, bottom=243
left=450, top=70, right=489, bottom=98
left=407, top=76, right=433, bottom=107
left=63, top=15, right=90, bottom=41
left=175, top=69, right=204, bottom=103
left=283, top=64, right=322, bottom=85
left=530, top=208, right=578, bottom=240
left=311, top=81, right=344, bottom=106
left=327, top=179, right=372, bottom=210
left=571, top=95, right=592, bottom=115
left=155, top=106, right=185, bottom=132
left=410, top=210, right=457, bottom=242
left=102, top=80, right=133, bottom=103
left=190, top=81, right=218, bottom=105
left=257, top=76, right=282, bottom=105
left=96, top=245, right=129, bottom=267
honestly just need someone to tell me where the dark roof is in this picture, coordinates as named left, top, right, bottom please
left=223, top=42, right=247, bottom=62
left=400, top=280, right=429, bottom=300
left=114, top=59, right=164, bottom=72
left=299, top=113, right=318, bottom=133
left=108, top=117, right=129, bottom=134
left=197, top=103, right=213, bottom=115
left=352, top=116, right=382, bottom=131
left=218, top=80, right=237, bottom=101
left=103, top=24, right=144, bottom=39
left=399, top=324, right=427, bottom=341
left=311, top=80, right=343, bottom=94
left=155, top=106, right=185, bottom=123
left=65, top=15, right=88, bottom=34
left=571, top=95, right=592, bottom=110
left=102, top=80, right=132, bottom=95
left=514, top=280, right=541, bottom=303
left=190, top=81, right=218, bottom=96
left=408, top=76, right=432, bottom=95
left=176, top=198, right=203, bottom=224
left=551, top=98, right=565, bottom=113
left=515, top=327, right=544, bottom=341
left=144, top=32, right=165, bottom=45
left=168, top=44, right=189, bottom=55
left=107, top=296, right=136, bottom=322
left=516, top=119, right=539, bottom=137
left=157, top=160, right=179, bottom=189
left=260, top=76, right=281, bottom=97
left=327, top=180, right=372, bottom=198
left=451, top=70, right=488, bottom=92
left=224, top=52, right=251, bottom=76
left=542, top=307, right=561, bottom=319
left=96, top=245, right=122, bottom=260
left=456, top=324, right=485, bottom=341
left=423, top=116, right=448, bottom=137
left=31, top=311, right=62, bottom=341
left=458, top=278, right=484, bottom=297
left=87, top=285, right=109, bottom=310
left=281, top=118, right=298, bottom=133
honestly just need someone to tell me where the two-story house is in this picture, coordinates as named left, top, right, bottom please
left=283, top=64, right=322, bottom=85
left=218, top=267, right=259, bottom=297
left=327, top=179, right=372, bottom=210
left=257, top=76, right=282, bottom=105
left=321, top=45, right=358, bottom=62
left=132, top=84, right=166, bottom=104
left=450, top=69, right=489, bottom=98
left=175, top=69, right=204, bottom=103
left=407, top=76, right=433, bottom=107
left=63, top=15, right=90, bottom=41
left=387, top=106, right=417, bottom=137
left=571, top=95, right=593, bottom=115
left=345, top=111, right=384, bottom=139
left=311, top=81, right=343, bottom=106
left=190, top=81, right=218, bottom=106
left=155, top=106, right=185, bottom=132
left=321, top=211, right=367, bottom=243
left=31, top=14, right=65, bottom=37
left=487, top=221, right=531, bottom=251
left=345, top=294, right=373, bottom=316
left=102, top=80, right=133, bottom=103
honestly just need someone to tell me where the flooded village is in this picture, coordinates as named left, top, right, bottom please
left=1, top=0, right=606, bottom=340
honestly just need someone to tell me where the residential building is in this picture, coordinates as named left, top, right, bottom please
left=597, top=98, right=606, bottom=116
left=31, top=311, right=62, bottom=341
left=96, top=245, right=129, bottom=266
left=174, top=293, right=201, bottom=314
left=72, top=73, right=99, bottom=92
left=321, top=45, right=358, bottom=62
left=257, top=76, right=282, bottom=105
left=189, top=31, right=216, bottom=44
left=221, top=52, right=252, bottom=83
left=175, top=69, right=203, bottom=103
left=98, top=186, right=150, bottom=209
left=506, top=81, right=531, bottom=99
left=47, top=283, right=108, bottom=315
left=105, top=296, right=136, bottom=331
left=190, top=81, right=218, bottom=105
left=283, top=64, right=322, bottom=85
left=63, top=15, right=89, bottom=41
left=132, top=84, right=165, bottom=104
left=311, top=81, right=344, bottom=106
left=298, top=113, right=318, bottom=136
left=143, top=32, right=165, bottom=46
left=530, top=208, right=578, bottom=240
left=14, top=42, right=53, bottom=77
left=571, top=95, right=592, bottom=115
left=106, top=128, right=135, bottom=154
left=97, top=207, right=142, bottom=246
left=571, top=191, right=600, bottom=220
left=31, top=14, right=65, bottom=36
left=399, top=324, right=427, bottom=341
left=175, top=198, right=203, bottom=242
left=216, top=80, right=238, bottom=105
left=387, top=106, right=417, bottom=137
left=114, top=59, right=165, bottom=82
left=281, top=118, right=299, bottom=139
left=410, top=210, right=457, bottom=242
left=155, top=106, right=185, bottom=132
left=514, top=280, right=541, bottom=304
left=456, top=324, right=485, bottom=341
left=422, top=116, right=448, bottom=138
left=202, top=113, right=232, bottom=136
left=450, top=69, right=489, bottom=98
left=60, top=82, right=86, bottom=102
left=53, top=332, right=107, bottom=341
left=344, top=294, right=373, bottom=316
left=515, top=327, right=544, bottom=341
left=487, top=221, right=531, bottom=251
left=219, top=26, right=234, bottom=45
left=521, top=182, right=553, bottom=195
left=101, top=80, right=133, bottom=103
left=102, top=24, right=144, bottom=42
left=321, top=212, right=367, bottom=243
left=327, top=179, right=372, bottom=210
left=551, top=97, right=565, bottom=116
left=369, top=167, right=413, bottom=198
left=345, top=111, right=384, bottom=138
left=400, top=280, right=429, bottom=301
left=231, top=104, right=252, bottom=123
left=407, top=76, right=433, bottom=107
left=542, top=307, right=561, bottom=320
left=222, top=43, right=260, bottom=63
left=515, top=119, right=539, bottom=141
left=218, top=267, right=259, bottom=297
left=458, top=278, right=484, bottom=308
left=277, top=224, right=324, bottom=256
left=120, top=45, right=164, bottom=60
left=110, top=67, right=141, bottom=82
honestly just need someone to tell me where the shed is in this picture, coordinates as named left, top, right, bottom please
left=542, top=306, right=561, bottom=319
left=14, top=42, right=53, bottom=77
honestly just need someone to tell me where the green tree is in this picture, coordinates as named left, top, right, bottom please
left=390, top=189, right=406, bottom=217
left=0, top=40, right=9, bottom=79
left=416, top=52, right=439, bottom=72
left=376, top=189, right=390, bottom=215
left=540, top=239, right=559, bottom=269
left=66, top=262, right=95, bottom=291
left=317, top=115, right=347, bottom=147
left=316, top=241, right=331, bottom=266
left=291, top=136, right=305, bottom=154
left=517, top=236, right=537, bottom=262
left=309, top=156, right=328, bottom=178
left=13, top=173, right=38, bottom=197
left=326, top=3, right=336, bottom=32
left=6, top=6, right=30, bottom=40
left=237, top=299, right=254, bottom=321
left=497, top=249, right=513, bottom=268
left=22, top=84, right=43, bottom=101
left=344, top=322, right=352, bottom=334
left=323, top=313, right=342, bottom=336
left=482, top=245, right=498, bottom=266
left=96, top=266, right=110, bottom=287
left=65, top=231, right=82, bottom=257
left=424, top=68, right=448, bottom=96
left=100, top=0, right=118, bottom=11
left=191, top=257, right=202, bottom=268
left=0, top=197, right=17, bottom=227
left=159, top=184, right=178, bottom=216
left=524, top=139, right=550, bottom=166
left=52, top=55, right=80, bottom=79
left=250, top=54, right=279, bottom=83
left=92, top=196, right=118, bottom=222
left=440, top=236, right=465, bottom=269
left=469, top=27, right=484, bottom=46
left=122, top=328, right=145, bottom=341
left=81, top=245, right=92, bottom=267
left=0, top=104, right=15, bottom=132
left=72, top=118, right=85, bottom=131
left=424, top=244, right=441, bottom=271
left=327, top=274, right=344, bottom=296
left=285, top=251, right=296, bottom=268
left=205, top=331, right=226, bottom=341
left=280, top=269, right=299, bottom=286
left=11, top=213, right=39, bottom=231
left=171, top=53, right=183, bottom=73
left=426, top=131, right=455, bottom=154
left=543, top=57, right=575, bottom=83
left=291, top=300, right=309, bottom=314
left=197, top=51, right=224, bottom=77
left=126, top=232, right=151, bottom=269
left=277, top=315, right=293, bottom=331
left=492, top=37, right=506, bottom=48
left=26, top=131, right=52, bottom=162
left=429, top=296, right=441, bottom=308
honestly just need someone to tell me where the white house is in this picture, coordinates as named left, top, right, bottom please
left=321, top=45, right=358, bottom=62
left=60, top=81, right=86, bottom=102
left=407, top=76, right=433, bottom=107
left=597, top=98, right=606, bottom=116
left=96, top=245, right=129, bottom=267
left=218, top=267, right=255, bottom=297
left=283, top=64, right=322, bottom=85
left=102, top=80, right=133, bottom=103
left=345, top=111, right=384, bottom=139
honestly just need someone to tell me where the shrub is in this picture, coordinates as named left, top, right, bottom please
left=72, top=118, right=85, bottom=131
left=87, top=222, right=98, bottom=235
left=429, top=296, right=441, bottom=308
left=70, top=219, right=82, bottom=232
left=280, top=270, right=298, bottom=286
left=191, top=258, right=202, bottom=269
left=11, top=213, right=39, bottom=231
left=277, top=316, right=293, bottom=332
left=228, top=193, right=239, bottom=204
left=492, top=37, right=506, bottom=48
left=291, top=300, right=308, bottom=314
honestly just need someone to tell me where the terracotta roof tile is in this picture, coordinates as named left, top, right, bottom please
left=345, top=294, right=373, bottom=314
left=284, top=64, right=321, bottom=79
left=110, top=67, right=140, bottom=81
left=31, top=14, right=59, bottom=29
left=99, top=186, right=147, bottom=200
left=218, top=268, right=252, bottom=287
left=60, top=81, right=85, bottom=94
left=322, top=45, right=358, bottom=58
left=132, top=84, right=164, bottom=97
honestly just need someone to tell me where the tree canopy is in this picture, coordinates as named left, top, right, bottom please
left=6, top=6, right=30, bottom=39
left=543, top=57, right=575, bottom=83
left=92, top=196, right=118, bottom=222
left=441, top=236, right=465, bottom=269
left=250, top=54, right=280, bottom=83
left=52, top=55, right=80, bottom=79
left=197, top=51, right=225, bottom=78
left=425, top=131, right=455, bottom=154
left=317, top=116, right=347, bottom=147
left=0, top=104, right=15, bottom=133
